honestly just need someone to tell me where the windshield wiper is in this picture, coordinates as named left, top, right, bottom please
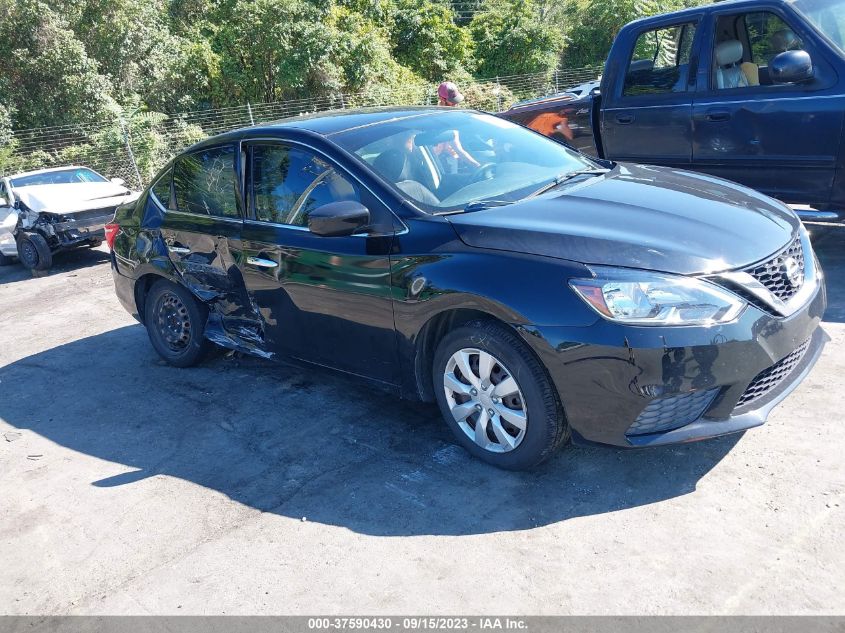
left=462, top=199, right=514, bottom=212
left=528, top=168, right=610, bottom=198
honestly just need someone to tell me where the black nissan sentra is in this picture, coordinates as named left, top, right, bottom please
left=107, top=107, right=827, bottom=470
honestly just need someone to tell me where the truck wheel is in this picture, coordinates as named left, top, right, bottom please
left=144, top=279, right=212, bottom=368
left=16, top=232, right=52, bottom=271
left=432, top=319, right=570, bottom=470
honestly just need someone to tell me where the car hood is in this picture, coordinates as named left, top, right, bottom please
left=446, top=163, right=800, bottom=275
left=14, top=182, right=139, bottom=215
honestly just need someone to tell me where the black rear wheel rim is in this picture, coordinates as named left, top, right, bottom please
left=155, top=291, right=192, bottom=352
left=19, top=239, right=38, bottom=268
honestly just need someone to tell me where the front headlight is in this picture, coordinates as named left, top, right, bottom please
left=569, top=267, right=746, bottom=326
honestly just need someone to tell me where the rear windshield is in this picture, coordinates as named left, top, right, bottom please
left=11, top=168, right=108, bottom=188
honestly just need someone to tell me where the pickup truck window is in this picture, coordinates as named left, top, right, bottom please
left=623, top=23, right=697, bottom=96
left=712, top=11, right=803, bottom=88
left=745, top=12, right=803, bottom=64
left=793, top=0, right=845, bottom=54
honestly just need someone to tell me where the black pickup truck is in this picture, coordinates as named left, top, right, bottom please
left=500, top=0, right=845, bottom=220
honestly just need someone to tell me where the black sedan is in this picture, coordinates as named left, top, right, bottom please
left=106, top=107, right=827, bottom=470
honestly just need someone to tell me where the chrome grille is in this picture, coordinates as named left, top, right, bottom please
left=736, top=338, right=811, bottom=408
left=627, top=388, right=719, bottom=436
left=745, top=236, right=805, bottom=303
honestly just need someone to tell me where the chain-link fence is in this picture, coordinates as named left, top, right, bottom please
left=0, top=66, right=602, bottom=191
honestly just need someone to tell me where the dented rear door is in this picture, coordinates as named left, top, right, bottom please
left=161, top=143, right=264, bottom=350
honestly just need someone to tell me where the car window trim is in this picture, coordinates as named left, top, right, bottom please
left=242, top=136, right=408, bottom=237
left=149, top=165, right=175, bottom=211
left=161, top=208, right=243, bottom=225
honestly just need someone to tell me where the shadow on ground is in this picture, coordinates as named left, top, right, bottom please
left=2, top=227, right=843, bottom=537
left=811, top=224, right=845, bottom=323
left=0, top=247, right=110, bottom=285
left=0, top=324, right=739, bottom=536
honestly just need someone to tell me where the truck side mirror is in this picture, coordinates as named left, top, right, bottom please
left=770, top=50, right=814, bottom=84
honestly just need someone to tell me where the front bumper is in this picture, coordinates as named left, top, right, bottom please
left=52, top=211, right=112, bottom=247
left=523, top=277, right=827, bottom=448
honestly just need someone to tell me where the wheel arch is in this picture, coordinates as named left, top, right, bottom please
left=133, top=271, right=183, bottom=325
left=413, top=306, right=526, bottom=403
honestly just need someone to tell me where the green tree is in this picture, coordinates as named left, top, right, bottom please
left=212, top=0, right=337, bottom=104
left=561, top=0, right=701, bottom=68
left=327, top=5, right=428, bottom=102
left=391, top=0, right=474, bottom=81
left=469, top=0, right=564, bottom=79
left=0, top=0, right=114, bottom=128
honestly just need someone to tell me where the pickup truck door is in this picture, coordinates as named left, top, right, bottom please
left=601, top=17, right=702, bottom=168
left=691, top=6, right=845, bottom=207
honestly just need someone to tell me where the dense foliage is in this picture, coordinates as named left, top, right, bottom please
left=0, top=0, right=711, bottom=129
left=0, top=0, right=705, bottom=182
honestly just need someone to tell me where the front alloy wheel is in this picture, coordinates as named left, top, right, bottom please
left=433, top=320, right=570, bottom=470
left=443, top=348, right=527, bottom=452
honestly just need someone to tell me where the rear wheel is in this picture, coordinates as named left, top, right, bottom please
left=433, top=320, right=570, bottom=470
left=144, top=280, right=212, bottom=367
left=16, top=232, right=52, bottom=271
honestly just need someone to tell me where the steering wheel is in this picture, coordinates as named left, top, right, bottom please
left=469, top=162, right=497, bottom=183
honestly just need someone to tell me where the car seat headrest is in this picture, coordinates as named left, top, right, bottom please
left=716, top=40, right=744, bottom=66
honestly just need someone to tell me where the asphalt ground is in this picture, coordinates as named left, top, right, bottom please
left=1, top=226, right=843, bottom=614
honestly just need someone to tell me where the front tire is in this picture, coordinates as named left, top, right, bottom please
left=144, top=280, right=212, bottom=367
left=16, top=232, right=52, bottom=271
left=433, top=320, right=570, bottom=470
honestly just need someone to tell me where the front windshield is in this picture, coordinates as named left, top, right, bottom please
left=11, top=167, right=108, bottom=188
left=331, top=110, right=595, bottom=212
left=792, top=0, right=845, bottom=53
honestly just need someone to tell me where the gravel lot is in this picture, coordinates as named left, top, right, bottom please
left=1, top=227, right=844, bottom=615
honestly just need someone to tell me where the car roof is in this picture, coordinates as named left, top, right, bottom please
left=624, top=0, right=790, bottom=25
left=264, top=106, right=454, bottom=136
left=184, top=106, right=462, bottom=153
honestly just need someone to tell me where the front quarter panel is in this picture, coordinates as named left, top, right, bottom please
left=390, top=216, right=600, bottom=397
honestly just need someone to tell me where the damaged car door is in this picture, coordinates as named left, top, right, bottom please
left=160, top=144, right=260, bottom=347
left=240, top=140, right=399, bottom=383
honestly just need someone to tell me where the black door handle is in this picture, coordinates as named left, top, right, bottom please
left=705, top=111, right=731, bottom=122
left=615, top=114, right=635, bottom=125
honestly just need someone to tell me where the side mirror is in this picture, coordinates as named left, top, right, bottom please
left=110, top=177, right=126, bottom=187
left=308, top=201, right=370, bottom=237
left=770, top=50, right=814, bottom=84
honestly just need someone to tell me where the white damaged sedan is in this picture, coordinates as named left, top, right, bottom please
left=0, top=166, right=140, bottom=270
